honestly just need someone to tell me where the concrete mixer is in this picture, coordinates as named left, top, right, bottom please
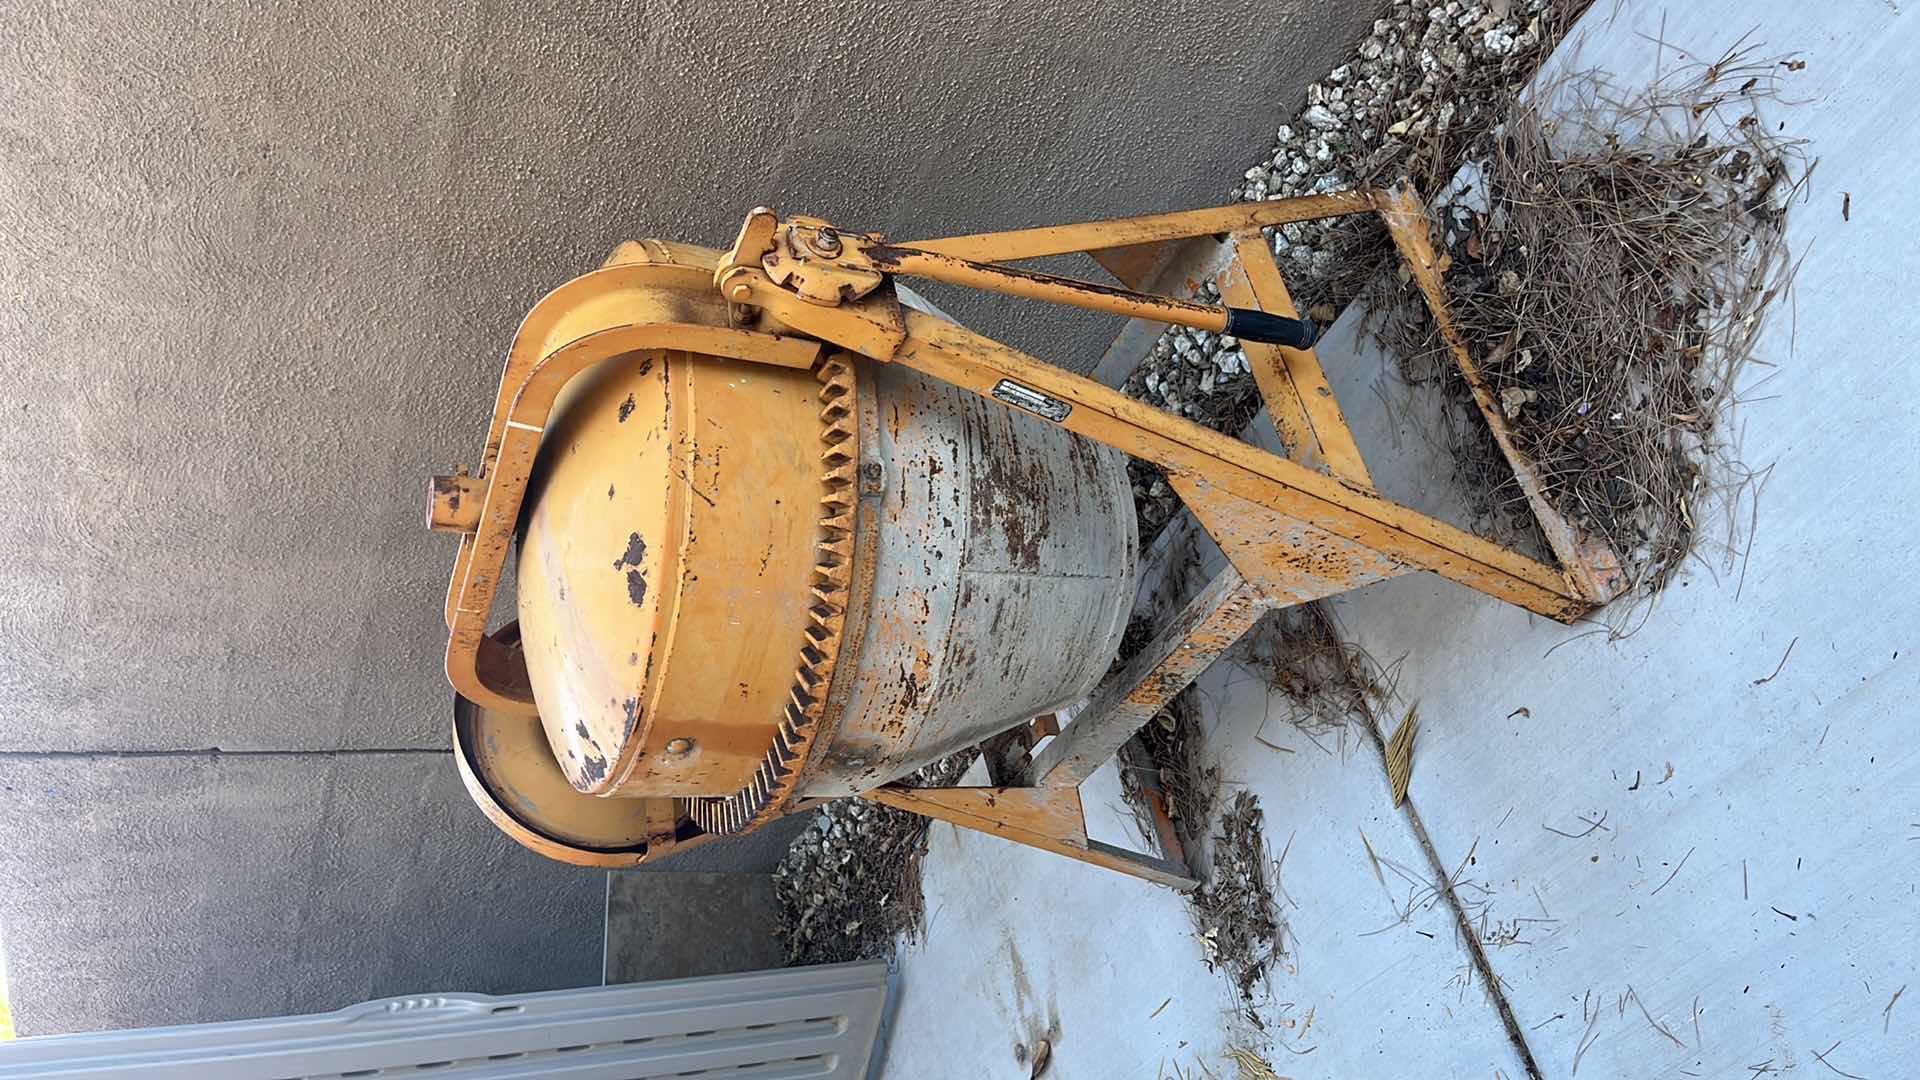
left=428, top=186, right=1624, bottom=888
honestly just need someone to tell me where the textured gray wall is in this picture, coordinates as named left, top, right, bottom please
left=0, top=753, right=606, bottom=1033
left=0, top=0, right=1376, bottom=1038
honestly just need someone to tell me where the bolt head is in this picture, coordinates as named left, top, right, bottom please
left=728, top=281, right=753, bottom=302
left=805, top=227, right=843, bottom=257
left=664, top=737, right=695, bottom=757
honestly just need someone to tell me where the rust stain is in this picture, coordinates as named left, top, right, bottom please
left=430, top=475, right=464, bottom=515
left=617, top=394, right=636, bottom=422
left=900, top=661, right=921, bottom=709
left=967, top=399, right=1055, bottom=570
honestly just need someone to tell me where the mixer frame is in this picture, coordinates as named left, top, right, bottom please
left=430, top=186, right=1624, bottom=888
left=710, top=184, right=1625, bottom=888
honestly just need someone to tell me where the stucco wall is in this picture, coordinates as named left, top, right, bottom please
left=0, top=0, right=1377, bottom=1036
left=0, top=753, right=604, bottom=1033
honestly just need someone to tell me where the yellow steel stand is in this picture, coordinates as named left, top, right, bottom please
left=709, top=185, right=1626, bottom=889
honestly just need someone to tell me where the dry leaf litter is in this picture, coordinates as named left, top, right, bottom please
left=1117, top=0, right=1808, bottom=1043
left=1368, top=41, right=1809, bottom=609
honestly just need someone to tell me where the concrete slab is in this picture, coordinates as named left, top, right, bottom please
left=604, top=873, right=784, bottom=983
left=1308, top=4, right=1920, bottom=1076
left=881, top=664, right=1529, bottom=1079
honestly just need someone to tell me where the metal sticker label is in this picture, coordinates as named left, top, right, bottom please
left=990, top=379, right=1072, bottom=423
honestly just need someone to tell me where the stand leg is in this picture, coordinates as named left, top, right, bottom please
left=1220, top=230, right=1373, bottom=488
left=1375, top=183, right=1627, bottom=602
left=862, top=784, right=1198, bottom=891
left=1026, top=565, right=1271, bottom=786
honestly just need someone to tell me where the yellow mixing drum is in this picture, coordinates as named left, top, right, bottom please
left=435, top=237, right=1134, bottom=867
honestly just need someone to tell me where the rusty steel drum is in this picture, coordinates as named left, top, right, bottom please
left=781, top=357, right=1137, bottom=797
left=451, top=240, right=1135, bottom=865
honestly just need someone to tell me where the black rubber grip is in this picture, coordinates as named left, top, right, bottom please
left=1224, top=307, right=1320, bottom=349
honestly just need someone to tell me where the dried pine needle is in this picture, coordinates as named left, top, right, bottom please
left=1385, top=706, right=1420, bottom=806
left=1370, top=45, right=1809, bottom=624
left=1189, top=793, right=1288, bottom=1001
left=1229, top=1046, right=1289, bottom=1080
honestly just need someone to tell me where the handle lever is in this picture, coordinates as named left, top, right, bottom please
left=1224, top=307, right=1320, bottom=349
